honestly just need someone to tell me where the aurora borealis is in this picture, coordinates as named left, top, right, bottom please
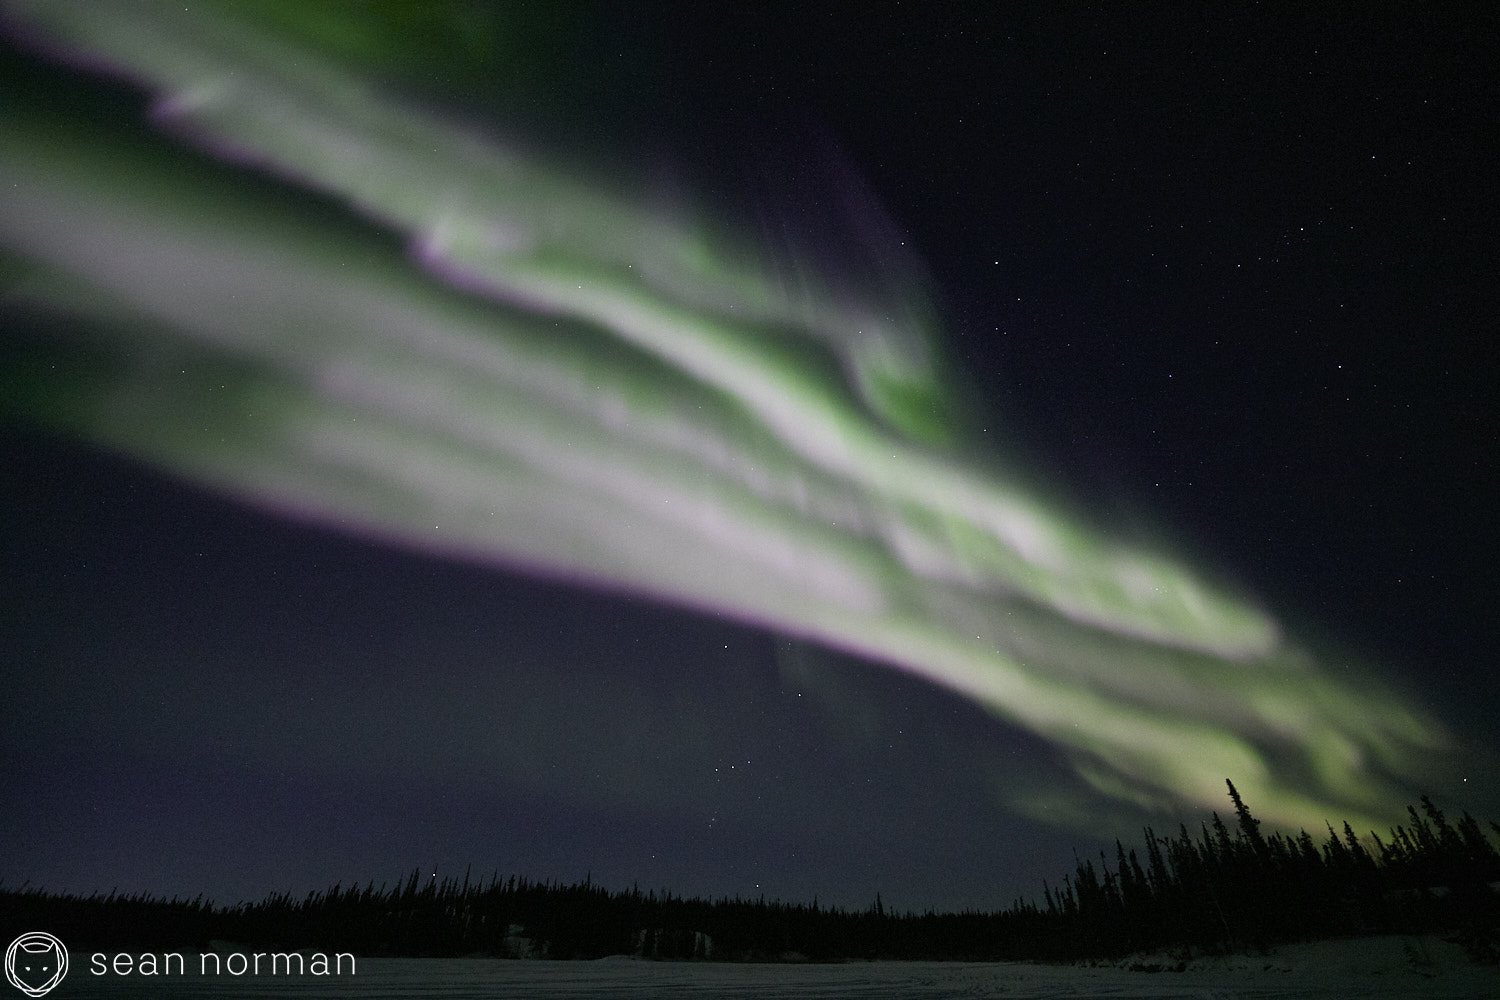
left=3, top=2, right=1494, bottom=908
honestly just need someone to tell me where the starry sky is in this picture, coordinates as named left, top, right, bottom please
left=3, top=2, right=1497, bottom=913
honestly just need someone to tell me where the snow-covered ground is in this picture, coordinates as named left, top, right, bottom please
left=57, top=935, right=1498, bottom=998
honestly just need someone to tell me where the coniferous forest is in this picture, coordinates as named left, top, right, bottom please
left=4, top=783, right=1497, bottom=964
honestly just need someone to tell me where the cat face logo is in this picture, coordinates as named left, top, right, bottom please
left=5, top=933, right=68, bottom=997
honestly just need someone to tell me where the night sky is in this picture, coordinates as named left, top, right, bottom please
left=3, top=3, right=1497, bottom=914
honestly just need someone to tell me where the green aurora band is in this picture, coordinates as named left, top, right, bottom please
left=0, top=1, right=1446, bottom=834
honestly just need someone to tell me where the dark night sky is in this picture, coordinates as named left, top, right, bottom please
left=3, top=4, right=1497, bottom=912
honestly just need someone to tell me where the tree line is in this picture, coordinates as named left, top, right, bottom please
left=3, top=782, right=1496, bottom=963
